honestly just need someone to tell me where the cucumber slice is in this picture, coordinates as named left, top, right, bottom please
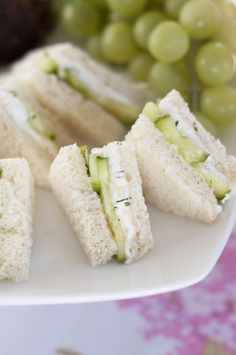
left=80, top=145, right=89, bottom=165
left=64, top=68, right=90, bottom=96
left=142, top=102, right=163, bottom=122
left=195, top=166, right=230, bottom=201
left=155, top=115, right=209, bottom=164
left=97, top=157, right=126, bottom=262
left=40, top=53, right=59, bottom=74
left=28, top=114, right=55, bottom=141
left=64, top=69, right=139, bottom=125
left=89, top=154, right=101, bottom=193
left=0, top=167, right=2, bottom=178
left=98, top=97, right=140, bottom=125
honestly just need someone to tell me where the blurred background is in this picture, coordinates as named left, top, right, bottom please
left=1, top=0, right=236, bottom=139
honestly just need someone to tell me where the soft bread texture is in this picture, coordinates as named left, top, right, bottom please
left=15, top=66, right=126, bottom=146
left=127, top=115, right=222, bottom=224
left=49, top=144, right=117, bottom=266
left=12, top=43, right=155, bottom=146
left=2, top=75, right=79, bottom=147
left=0, top=102, right=57, bottom=188
left=13, top=42, right=154, bottom=107
left=111, top=141, right=153, bottom=263
left=159, top=90, right=236, bottom=185
left=0, top=158, right=34, bottom=282
left=48, top=43, right=154, bottom=105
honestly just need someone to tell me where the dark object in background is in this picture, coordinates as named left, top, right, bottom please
left=0, top=0, right=54, bottom=64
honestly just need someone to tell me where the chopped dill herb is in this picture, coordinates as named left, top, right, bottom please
left=116, top=197, right=131, bottom=203
left=193, top=122, right=198, bottom=132
left=9, top=90, right=18, bottom=97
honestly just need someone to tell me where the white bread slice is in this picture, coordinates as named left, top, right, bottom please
left=159, top=90, right=236, bottom=185
left=0, top=158, right=34, bottom=282
left=0, top=88, right=58, bottom=188
left=15, top=66, right=126, bottom=146
left=2, top=75, right=79, bottom=147
left=49, top=144, right=117, bottom=266
left=110, top=142, right=153, bottom=263
left=126, top=115, right=222, bottom=224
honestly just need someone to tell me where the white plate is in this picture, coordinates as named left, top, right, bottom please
left=0, top=125, right=236, bottom=305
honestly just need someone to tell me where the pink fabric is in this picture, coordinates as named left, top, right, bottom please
left=119, top=232, right=236, bottom=354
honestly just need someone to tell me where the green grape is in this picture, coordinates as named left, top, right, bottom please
left=91, top=0, right=108, bottom=11
left=109, top=12, right=134, bottom=25
left=214, top=20, right=236, bottom=53
left=109, top=12, right=124, bottom=22
left=87, top=34, right=104, bottom=62
left=107, top=0, right=147, bottom=18
left=148, top=21, right=189, bottom=63
left=129, top=52, right=155, bottom=81
left=179, top=0, right=220, bottom=40
left=195, top=42, right=235, bottom=86
left=101, top=22, right=139, bottom=64
left=200, top=86, right=236, bottom=124
left=149, top=0, right=163, bottom=4
left=149, top=61, right=191, bottom=97
left=164, top=0, right=188, bottom=18
left=133, top=10, right=166, bottom=50
left=61, top=1, right=102, bottom=37
left=195, top=112, right=218, bottom=137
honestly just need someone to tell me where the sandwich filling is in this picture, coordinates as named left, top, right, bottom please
left=80, top=143, right=136, bottom=262
left=0, top=87, right=56, bottom=148
left=39, top=52, right=140, bottom=125
left=142, top=102, right=230, bottom=201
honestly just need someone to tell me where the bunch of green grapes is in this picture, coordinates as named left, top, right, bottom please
left=55, top=0, right=236, bottom=129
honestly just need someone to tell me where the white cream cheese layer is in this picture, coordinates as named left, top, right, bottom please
left=47, top=49, right=132, bottom=106
left=0, top=87, right=29, bottom=129
left=0, top=86, right=55, bottom=152
left=92, top=143, right=136, bottom=258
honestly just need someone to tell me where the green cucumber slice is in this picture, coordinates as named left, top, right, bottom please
left=195, top=166, right=230, bottom=201
left=142, top=101, right=163, bottom=122
left=28, top=114, right=55, bottom=141
left=89, top=154, right=101, bottom=193
left=98, top=97, right=140, bottom=125
left=97, top=157, right=126, bottom=262
left=64, top=68, right=90, bottom=96
left=40, top=53, right=59, bottom=74
left=80, top=145, right=89, bottom=165
left=155, top=115, right=209, bottom=164
left=63, top=68, right=139, bottom=125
